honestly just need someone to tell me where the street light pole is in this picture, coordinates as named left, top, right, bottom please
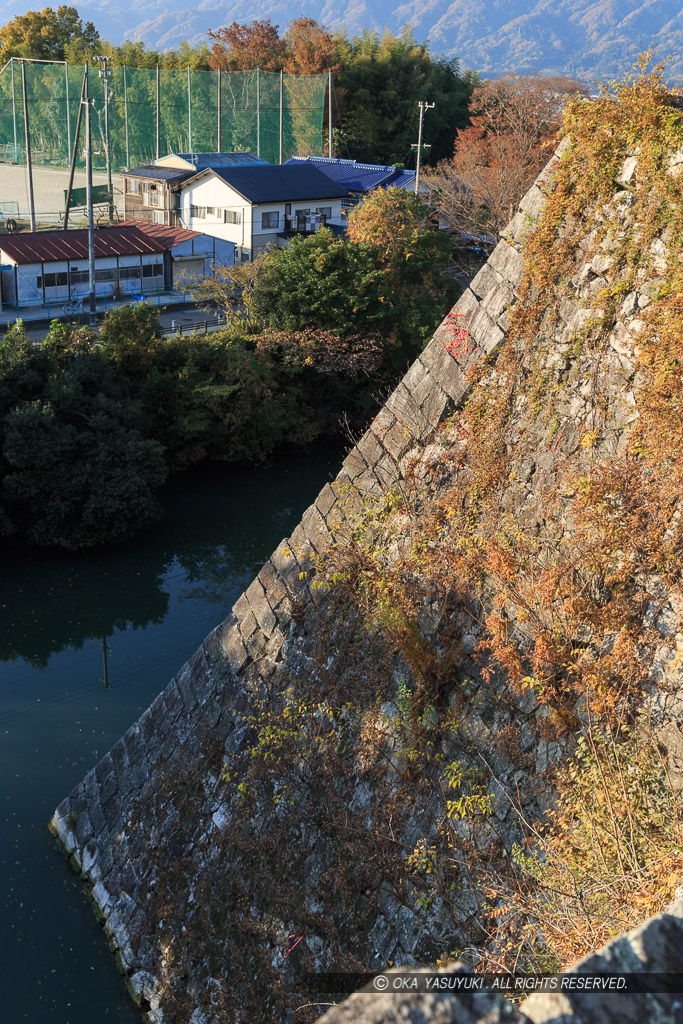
left=414, top=100, right=435, bottom=194
left=94, top=55, right=114, bottom=221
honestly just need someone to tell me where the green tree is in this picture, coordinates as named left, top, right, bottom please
left=335, top=27, right=474, bottom=165
left=0, top=6, right=100, bottom=63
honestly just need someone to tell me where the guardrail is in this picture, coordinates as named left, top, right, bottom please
left=161, top=315, right=227, bottom=338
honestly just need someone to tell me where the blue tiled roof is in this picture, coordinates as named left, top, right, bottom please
left=198, top=164, right=350, bottom=204
left=285, top=156, right=416, bottom=194
left=385, top=169, right=417, bottom=190
left=123, top=164, right=192, bottom=182
left=177, top=152, right=269, bottom=169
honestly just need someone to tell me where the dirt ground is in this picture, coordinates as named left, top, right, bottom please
left=0, top=163, right=125, bottom=226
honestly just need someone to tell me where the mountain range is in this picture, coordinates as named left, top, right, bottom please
left=1, top=0, right=681, bottom=79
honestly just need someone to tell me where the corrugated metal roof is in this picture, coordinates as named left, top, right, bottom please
left=178, top=151, right=269, bottom=169
left=123, top=164, right=193, bottom=183
left=196, top=164, right=350, bottom=203
left=0, top=225, right=167, bottom=266
left=285, top=156, right=416, bottom=194
left=118, top=220, right=202, bottom=249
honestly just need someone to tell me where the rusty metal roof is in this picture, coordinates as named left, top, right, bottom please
left=118, top=220, right=202, bottom=249
left=0, top=225, right=167, bottom=266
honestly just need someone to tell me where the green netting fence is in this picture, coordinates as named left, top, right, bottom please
left=0, top=59, right=327, bottom=171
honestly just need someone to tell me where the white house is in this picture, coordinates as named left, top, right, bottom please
left=179, top=164, right=350, bottom=262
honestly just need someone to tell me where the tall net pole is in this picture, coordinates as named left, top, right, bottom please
left=85, top=63, right=96, bottom=323
left=21, top=60, right=36, bottom=231
left=123, top=66, right=130, bottom=168
left=217, top=68, right=222, bottom=152
left=65, top=63, right=71, bottom=161
left=256, top=67, right=260, bottom=159
left=11, top=60, right=17, bottom=162
left=155, top=66, right=160, bottom=160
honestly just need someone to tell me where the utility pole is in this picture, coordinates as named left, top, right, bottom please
left=413, top=100, right=435, bottom=194
left=20, top=60, right=36, bottom=232
left=217, top=67, right=222, bottom=152
left=95, top=55, right=114, bottom=221
left=279, top=70, right=283, bottom=164
left=328, top=69, right=333, bottom=158
left=187, top=66, right=192, bottom=155
left=155, top=65, right=161, bottom=160
left=85, top=64, right=97, bottom=324
left=256, top=67, right=261, bottom=159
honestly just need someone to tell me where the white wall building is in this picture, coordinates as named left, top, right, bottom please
left=0, top=223, right=234, bottom=309
left=179, top=164, right=350, bottom=262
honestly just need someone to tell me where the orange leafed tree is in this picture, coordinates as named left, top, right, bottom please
left=208, top=18, right=285, bottom=71
left=208, top=16, right=340, bottom=74
left=424, top=74, right=589, bottom=249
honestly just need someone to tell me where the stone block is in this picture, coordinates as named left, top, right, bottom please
left=373, top=453, right=401, bottom=489
left=400, top=358, right=428, bottom=393
left=453, top=287, right=479, bottom=322
left=162, top=679, right=184, bottom=722
left=411, top=372, right=450, bottom=435
left=489, top=241, right=525, bottom=289
left=301, top=503, right=333, bottom=552
left=504, top=210, right=532, bottom=241
left=314, top=482, right=337, bottom=519
left=470, top=262, right=503, bottom=299
left=381, top=420, right=414, bottom=461
left=232, top=592, right=250, bottom=623
left=269, top=539, right=304, bottom=592
left=110, top=739, right=134, bottom=800
left=214, top=619, right=249, bottom=674
left=288, top=523, right=317, bottom=569
left=175, top=660, right=200, bottom=716
left=385, top=382, right=422, bottom=433
left=419, top=339, right=468, bottom=404
left=482, top=281, right=514, bottom=322
left=340, top=446, right=367, bottom=482
left=245, top=577, right=277, bottom=637
left=356, top=429, right=384, bottom=469
left=257, top=559, right=288, bottom=608
left=519, top=183, right=547, bottom=220
left=469, top=305, right=504, bottom=355
left=354, top=466, right=383, bottom=497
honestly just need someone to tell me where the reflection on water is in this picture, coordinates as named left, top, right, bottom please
left=0, top=449, right=339, bottom=1024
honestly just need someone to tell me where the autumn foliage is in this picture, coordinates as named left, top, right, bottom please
left=425, top=74, right=588, bottom=246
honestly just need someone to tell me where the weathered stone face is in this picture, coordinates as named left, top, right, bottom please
left=50, top=134, right=683, bottom=1024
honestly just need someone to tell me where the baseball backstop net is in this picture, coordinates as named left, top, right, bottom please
left=0, top=59, right=327, bottom=171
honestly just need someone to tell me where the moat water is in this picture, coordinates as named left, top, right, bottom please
left=0, top=450, right=339, bottom=1023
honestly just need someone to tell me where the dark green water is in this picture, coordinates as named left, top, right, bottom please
left=0, top=450, right=340, bottom=1023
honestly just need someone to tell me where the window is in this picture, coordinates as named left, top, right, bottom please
left=224, top=209, right=241, bottom=224
left=95, top=268, right=116, bottom=282
left=119, top=267, right=141, bottom=281
left=206, top=206, right=217, bottom=217
left=316, top=207, right=332, bottom=220
left=69, top=269, right=89, bottom=285
left=143, top=184, right=160, bottom=207
left=153, top=210, right=165, bottom=224
left=294, top=208, right=310, bottom=217
left=126, top=179, right=142, bottom=194
left=40, top=271, right=68, bottom=288
left=261, top=211, right=279, bottom=229
left=191, top=205, right=207, bottom=219
left=142, top=262, right=163, bottom=278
